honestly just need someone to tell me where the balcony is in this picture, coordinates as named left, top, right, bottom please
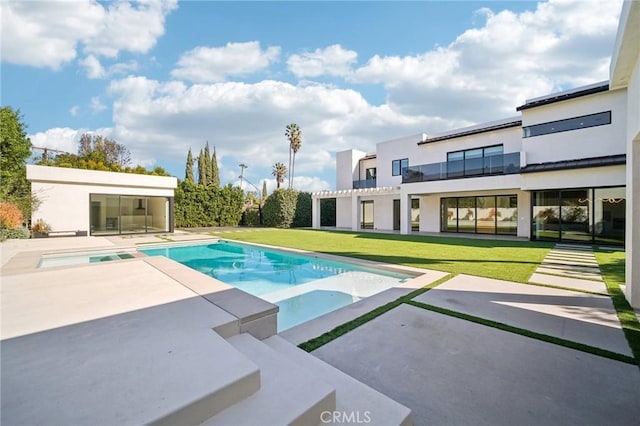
left=353, top=178, right=377, bottom=189
left=402, top=152, right=521, bottom=184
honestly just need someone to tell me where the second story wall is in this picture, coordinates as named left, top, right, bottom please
left=336, top=149, right=366, bottom=190
left=520, top=87, right=627, bottom=165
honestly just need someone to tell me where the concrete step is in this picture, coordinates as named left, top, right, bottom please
left=529, top=272, right=607, bottom=293
left=265, top=335, right=412, bottom=426
left=536, top=267, right=603, bottom=281
left=204, top=333, right=336, bottom=426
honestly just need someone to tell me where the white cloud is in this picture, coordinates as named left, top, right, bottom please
left=29, top=128, right=83, bottom=154
left=171, top=41, right=281, bottom=83
left=79, top=55, right=106, bottom=79
left=1, top=0, right=177, bottom=69
left=351, top=0, right=622, bottom=123
left=91, top=96, right=107, bottom=113
left=287, top=44, right=358, bottom=78
left=69, top=106, right=80, bottom=117
left=79, top=55, right=138, bottom=79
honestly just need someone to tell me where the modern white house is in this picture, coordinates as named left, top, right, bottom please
left=27, top=165, right=178, bottom=236
left=313, top=1, right=639, bottom=307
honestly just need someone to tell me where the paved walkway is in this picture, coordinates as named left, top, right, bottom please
left=309, top=244, right=639, bottom=425
left=529, top=243, right=606, bottom=293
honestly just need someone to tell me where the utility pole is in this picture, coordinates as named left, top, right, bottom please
left=239, top=163, right=248, bottom=189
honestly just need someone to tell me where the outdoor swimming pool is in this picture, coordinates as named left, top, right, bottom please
left=140, top=241, right=414, bottom=331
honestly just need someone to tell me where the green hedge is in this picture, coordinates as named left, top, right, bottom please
left=0, top=227, right=29, bottom=242
left=174, top=181, right=244, bottom=227
left=262, top=189, right=311, bottom=228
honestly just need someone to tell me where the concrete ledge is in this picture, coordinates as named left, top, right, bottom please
left=266, top=335, right=412, bottom=426
left=144, top=255, right=279, bottom=338
left=206, top=333, right=336, bottom=425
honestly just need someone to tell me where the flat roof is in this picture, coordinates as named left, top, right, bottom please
left=417, top=117, right=522, bottom=145
left=520, top=154, right=626, bottom=173
left=516, top=81, right=610, bottom=111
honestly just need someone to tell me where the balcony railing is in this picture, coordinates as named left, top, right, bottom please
left=353, top=178, right=377, bottom=189
left=402, top=152, right=521, bottom=184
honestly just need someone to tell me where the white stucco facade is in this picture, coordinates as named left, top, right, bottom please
left=28, top=165, right=178, bottom=235
left=609, top=1, right=640, bottom=307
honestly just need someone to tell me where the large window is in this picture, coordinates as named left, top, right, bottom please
left=523, top=111, right=611, bottom=138
left=532, top=187, right=625, bottom=245
left=392, top=159, right=408, bottom=176
left=440, top=194, right=517, bottom=236
left=90, top=194, right=171, bottom=235
left=447, top=145, right=504, bottom=178
left=440, top=195, right=518, bottom=235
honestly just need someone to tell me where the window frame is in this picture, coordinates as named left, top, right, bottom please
left=523, top=111, right=611, bottom=138
left=392, top=158, right=408, bottom=176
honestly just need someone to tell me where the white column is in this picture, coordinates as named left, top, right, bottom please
left=312, top=196, right=320, bottom=229
left=351, top=193, right=360, bottom=231
left=626, top=135, right=640, bottom=308
left=400, top=191, right=411, bottom=235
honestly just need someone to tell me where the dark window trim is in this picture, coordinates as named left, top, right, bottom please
left=418, top=119, right=521, bottom=145
left=441, top=194, right=518, bottom=236
left=516, top=82, right=609, bottom=111
left=522, top=111, right=611, bottom=138
left=392, top=158, right=408, bottom=176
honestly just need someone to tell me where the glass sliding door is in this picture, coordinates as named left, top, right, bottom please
left=560, top=189, right=590, bottom=242
left=443, top=198, right=457, bottom=232
left=593, top=187, right=625, bottom=245
left=90, top=194, right=171, bottom=235
left=533, top=191, right=560, bottom=241
left=457, top=197, right=476, bottom=233
left=90, top=194, right=120, bottom=235
left=361, top=201, right=374, bottom=229
left=476, top=196, right=496, bottom=234
left=496, top=195, right=518, bottom=235
left=411, top=199, right=420, bottom=231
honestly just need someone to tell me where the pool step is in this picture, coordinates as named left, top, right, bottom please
left=265, top=335, right=413, bottom=426
left=203, top=333, right=336, bottom=425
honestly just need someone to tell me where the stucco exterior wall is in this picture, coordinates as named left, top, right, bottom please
left=28, top=165, right=177, bottom=233
left=521, top=89, right=627, bottom=165
left=336, top=149, right=366, bottom=190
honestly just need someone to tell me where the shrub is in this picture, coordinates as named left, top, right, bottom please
left=0, top=227, right=29, bottom=242
left=0, top=202, right=23, bottom=229
left=263, top=189, right=298, bottom=228
left=293, top=191, right=312, bottom=227
left=32, top=219, right=52, bottom=234
left=242, top=208, right=261, bottom=227
left=174, top=180, right=245, bottom=228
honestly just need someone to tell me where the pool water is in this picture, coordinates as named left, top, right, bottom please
left=141, top=241, right=413, bottom=331
left=39, top=251, right=135, bottom=268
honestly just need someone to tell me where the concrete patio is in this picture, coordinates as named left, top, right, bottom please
left=1, top=235, right=638, bottom=425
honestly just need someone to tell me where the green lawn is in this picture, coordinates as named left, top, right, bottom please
left=595, top=248, right=640, bottom=362
left=209, top=229, right=553, bottom=283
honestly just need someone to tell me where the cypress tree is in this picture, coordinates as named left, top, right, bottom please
left=262, top=180, right=267, bottom=200
left=197, top=149, right=206, bottom=185
left=185, top=148, right=194, bottom=183
left=203, top=142, right=211, bottom=185
left=211, top=146, right=220, bottom=188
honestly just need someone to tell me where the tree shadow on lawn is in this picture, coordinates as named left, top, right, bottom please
left=318, top=230, right=554, bottom=250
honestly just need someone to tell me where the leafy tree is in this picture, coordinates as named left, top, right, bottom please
left=185, top=148, right=194, bottom=182
left=0, top=106, right=38, bottom=218
left=77, top=133, right=130, bottom=167
left=272, top=162, right=287, bottom=189
left=211, top=145, right=220, bottom=188
left=285, top=123, right=301, bottom=189
left=262, top=180, right=268, bottom=200
left=293, top=191, right=312, bottom=227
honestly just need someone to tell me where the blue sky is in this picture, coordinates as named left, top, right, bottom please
left=1, top=0, right=622, bottom=193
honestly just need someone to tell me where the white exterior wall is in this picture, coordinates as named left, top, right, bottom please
left=521, top=89, right=627, bottom=164
left=27, top=165, right=177, bottom=233
left=521, top=165, right=626, bottom=191
left=336, top=149, right=366, bottom=190
left=335, top=196, right=353, bottom=229
left=413, top=126, right=522, bottom=166
left=375, top=135, right=422, bottom=187
left=610, top=1, right=640, bottom=307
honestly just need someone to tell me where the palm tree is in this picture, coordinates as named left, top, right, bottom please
left=285, top=123, right=301, bottom=189
left=272, top=162, right=287, bottom=189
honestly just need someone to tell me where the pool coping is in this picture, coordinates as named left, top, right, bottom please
left=2, top=236, right=450, bottom=343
